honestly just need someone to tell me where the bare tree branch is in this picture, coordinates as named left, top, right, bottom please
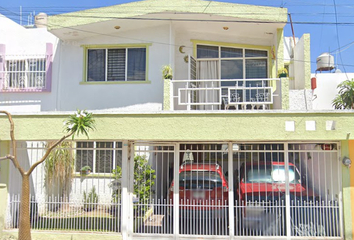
left=0, top=155, right=14, bottom=161
left=27, top=131, right=75, bottom=175
left=0, top=110, right=24, bottom=175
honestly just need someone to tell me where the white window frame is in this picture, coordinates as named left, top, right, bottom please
left=75, top=141, right=123, bottom=174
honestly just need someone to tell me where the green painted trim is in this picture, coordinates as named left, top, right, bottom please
left=191, top=39, right=271, bottom=51
left=80, top=80, right=152, bottom=85
left=303, top=34, right=311, bottom=89
left=0, top=141, right=9, bottom=186
left=1, top=112, right=354, bottom=141
left=48, top=0, right=288, bottom=31
left=80, top=43, right=152, bottom=49
left=341, top=140, right=353, bottom=240
left=281, top=77, right=289, bottom=110
left=163, top=79, right=171, bottom=110
left=81, top=43, right=151, bottom=83
left=276, top=28, right=284, bottom=71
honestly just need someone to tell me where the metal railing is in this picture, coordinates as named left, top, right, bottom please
left=0, top=55, right=46, bottom=91
left=170, top=78, right=280, bottom=110
left=6, top=194, right=121, bottom=232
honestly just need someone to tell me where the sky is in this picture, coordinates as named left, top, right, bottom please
left=1, top=0, right=354, bottom=74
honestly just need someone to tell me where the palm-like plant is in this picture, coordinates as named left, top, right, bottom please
left=44, top=141, right=74, bottom=203
left=332, top=79, right=354, bottom=109
left=0, top=109, right=95, bottom=240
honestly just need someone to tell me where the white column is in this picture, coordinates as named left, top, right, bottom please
left=228, top=142, right=235, bottom=237
left=121, top=140, right=129, bottom=239
left=173, top=143, right=180, bottom=239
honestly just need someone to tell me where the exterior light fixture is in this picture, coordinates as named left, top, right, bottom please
left=223, top=27, right=229, bottom=30
left=114, top=26, right=121, bottom=30
left=183, top=149, right=194, bottom=163
left=343, top=157, right=352, bottom=168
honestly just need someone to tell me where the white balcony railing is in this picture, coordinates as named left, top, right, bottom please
left=170, top=78, right=280, bottom=111
left=0, top=55, right=47, bottom=92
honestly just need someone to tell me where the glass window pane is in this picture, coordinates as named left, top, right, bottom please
left=76, top=142, right=94, bottom=172
left=87, top=49, right=105, bottom=81
left=245, top=49, right=268, bottom=57
left=96, top=142, right=113, bottom=173
left=221, top=47, right=242, bottom=58
left=221, top=60, right=243, bottom=80
left=127, top=48, right=146, bottom=81
left=197, top=45, right=218, bottom=58
left=246, top=59, right=267, bottom=79
left=107, top=49, right=126, bottom=81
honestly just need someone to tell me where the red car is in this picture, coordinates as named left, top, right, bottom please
left=236, top=161, right=308, bottom=229
left=169, top=163, right=229, bottom=218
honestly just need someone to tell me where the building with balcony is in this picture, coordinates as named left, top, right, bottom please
left=0, top=0, right=353, bottom=240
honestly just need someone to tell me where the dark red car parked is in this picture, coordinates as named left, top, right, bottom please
left=169, top=163, right=229, bottom=218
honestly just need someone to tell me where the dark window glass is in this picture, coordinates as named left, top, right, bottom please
left=107, top=49, right=126, bottom=81
left=127, top=48, right=146, bottom=81
left=76, top=142, right=94, bottom=172
left=87, top=49, right=105, bottom=81
left=245, top=49, right=268, bottom=58
left=221, top=47, right=243, bottom=58
left=197, top=45, right=218, bottom=58
left=96, top=142, right=113, bottom=173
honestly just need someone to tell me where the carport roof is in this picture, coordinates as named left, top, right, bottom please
left=47, top=0, right=288, bottom=31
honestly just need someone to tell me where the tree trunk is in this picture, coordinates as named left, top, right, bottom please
left=18, top=174, right=32, bottom=240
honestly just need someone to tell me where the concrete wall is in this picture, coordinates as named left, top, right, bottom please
left=0, top=16, right=58, bottom=113
left=0, top=111, right=353, bottom=142
left=293, top=34, right=311, bottom=90
left=312, top=72, right=354, bottom=110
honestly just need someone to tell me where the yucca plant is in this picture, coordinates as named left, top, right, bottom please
left=332, top=79, right=354, bottom=109
left=44, top=141, right=74, bottom=210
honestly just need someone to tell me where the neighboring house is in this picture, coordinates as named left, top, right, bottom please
left=312, top=72, right=354, bottom=110
left=0, top=1, right=354, bottom=240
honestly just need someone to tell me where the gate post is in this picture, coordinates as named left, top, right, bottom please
left=284, top=143, right=291, bottom=240
left=228, top=142, right=235, bottom=237
left=121, top=141, right=130, bottom=240
left=173, top=143, right=180, bottom=239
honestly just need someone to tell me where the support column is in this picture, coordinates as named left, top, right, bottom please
left=121, top=140, right=129, bottom=240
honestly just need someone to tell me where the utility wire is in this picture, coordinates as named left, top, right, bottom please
left=333, top=0, right=348, bottom=78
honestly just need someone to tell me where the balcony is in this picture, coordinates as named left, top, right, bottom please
left=167, top=78, right=281, bottom=111
left=0, top=55, right=49, bottom=92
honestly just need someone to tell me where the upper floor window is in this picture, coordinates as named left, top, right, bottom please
left=3, top=58, right=46, bottom=89
left=87, top=47, right=146, bottom=82
left=196, top=45, right=268, bottom=80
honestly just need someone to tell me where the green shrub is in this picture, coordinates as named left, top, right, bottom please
left=83, top=186, right=98, bottom=211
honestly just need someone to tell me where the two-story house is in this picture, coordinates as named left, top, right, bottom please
left=0, top=0, right=353, bottom=240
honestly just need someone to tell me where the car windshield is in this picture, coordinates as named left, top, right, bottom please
left=245, top=165, right=301, bottom=183
left=179, top=171, right=223, bottom=189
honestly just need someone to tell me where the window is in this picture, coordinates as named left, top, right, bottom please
left=196, top=44, right=268, bottom=80
left=75, top=141, right=122, bottom=174
left=5, top=58, right=46, bottom=89
left=196, top=44, right=268, bottom=101
left=86, top=47, right=147, bottom=82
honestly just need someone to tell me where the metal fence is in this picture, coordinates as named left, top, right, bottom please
left=7, top=194, right=121, bottom=232
left=5, top=141, right=342, bottom=239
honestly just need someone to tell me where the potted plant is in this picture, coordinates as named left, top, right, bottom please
left=278, top=68, right=288, bottom=78
left=80, top=165, right=92, bottom=175
left=162, top=65, right=173, bottom=80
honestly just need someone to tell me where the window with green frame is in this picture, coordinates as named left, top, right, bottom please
left=86, top=47, right=146, bottom=82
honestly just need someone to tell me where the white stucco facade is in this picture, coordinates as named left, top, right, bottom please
left=312, top=72, right=354, bottom=110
